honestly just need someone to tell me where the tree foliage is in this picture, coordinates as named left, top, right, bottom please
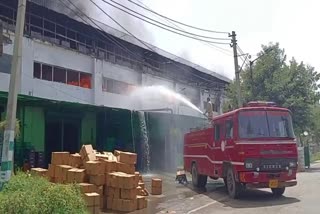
left=225, top=42, right=320, bottom=135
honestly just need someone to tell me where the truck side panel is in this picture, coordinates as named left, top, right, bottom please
left=184, top=128, right=215, bottom=177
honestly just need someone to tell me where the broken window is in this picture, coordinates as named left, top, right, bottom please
left=80, top=73, right=92, bottom=89
left=67, top=70, right=79, bottom=86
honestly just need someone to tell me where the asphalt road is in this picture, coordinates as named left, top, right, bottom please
left=130, top=162, right=320, bottom=214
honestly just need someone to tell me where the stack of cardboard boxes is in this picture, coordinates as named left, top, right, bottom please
left=31, top=145, right=153, bottom=213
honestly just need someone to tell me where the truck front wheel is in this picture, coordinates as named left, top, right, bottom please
left=271, top=187, right=285, bottom=197
left=191, top=163, right=207, bottom=188
left=226, top=167, right=242, bottom=199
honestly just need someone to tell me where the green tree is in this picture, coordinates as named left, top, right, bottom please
left=225, top=42, right=320, bottom=135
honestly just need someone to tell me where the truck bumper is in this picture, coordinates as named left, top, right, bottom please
left=246, top=180, right=297, bottom=189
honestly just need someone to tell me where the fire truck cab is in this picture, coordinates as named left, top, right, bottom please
left=184, top=101, right=298, bottom=198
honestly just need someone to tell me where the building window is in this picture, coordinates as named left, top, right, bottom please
left=67, top=70, right=79, bottom=86
left=42, top=64, right=53, bottom=81
left=33, top=62, right=91, bottom=89
left=102, top=77, right=135, bottom=95
left=33, top=62, right=41, bottom=79
left=53, top=67, right=66, bottom=83
left=80, top=73, right=92, bottom=89
left=0, top=54, right=12, bottom=74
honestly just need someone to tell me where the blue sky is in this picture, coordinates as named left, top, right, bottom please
left=93, top=0, right=319, bottom=79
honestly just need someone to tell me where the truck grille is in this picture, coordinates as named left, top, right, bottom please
left=260, top=158, right=291, bottom=171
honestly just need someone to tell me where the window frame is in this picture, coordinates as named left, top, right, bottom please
left=214, top=124, right=221, bottom=141
left=225, top=119, right=234, bottom=139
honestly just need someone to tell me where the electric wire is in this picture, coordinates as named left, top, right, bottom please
left=103, top=0, right=229, bottom=41
left=96, top=0, right=230, bottom=45
left=127, top=0, right=229, bottom=34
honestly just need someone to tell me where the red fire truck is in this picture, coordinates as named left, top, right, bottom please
left=184, top=101, right=298, bottom=198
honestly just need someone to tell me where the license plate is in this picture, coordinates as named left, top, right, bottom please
left=269, top=179, right=279, bottom=188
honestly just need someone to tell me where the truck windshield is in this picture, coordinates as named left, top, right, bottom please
left=239, top=110, right=294, bottom=139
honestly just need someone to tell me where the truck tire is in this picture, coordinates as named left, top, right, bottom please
left=223, top=178, right=228, bottom=191
left=191, top=163, right=207, bottom=188
left=271, top=187, right=285, bottom=197
left=226, top=167, right=242, bottom=199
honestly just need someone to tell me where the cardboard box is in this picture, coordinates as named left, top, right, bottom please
left=106, top=186, right=120, bottom=198
left=69, top=153, right=82, bottom=168
left=30, top=168, right=48, bottom=177
left=121, top=199, right=137, bottom=212
left=139, top=182, right=145, bottom=189
left=151, top=186, right=162, bottom=195
left=96, top=153, right=108, bottom=161
left=102, top=159, right=116, bottom=173
left=100, top=196, right=106, bottom=210
left=107, top=197, right=113, bottom=209
left=86, top=206, right=100, bottom=214
left=90, top=174, right=105, bottom=186
left=75, top=169, right=87, bottom=183
left=56, top=165, right=73, bottom=182
left=54, top=176, right=65, bottom=184
left=67, top=168, right=77, bottom=183
left=107, top=172, right=119, bottom=188
left=96, top=185, right=103, bottom=196
left=51, top=152, right=70, bottom=165
left=80, top=145, right=96, bottom=162
left=116, top=162, right=135, bottom=174
left=117, top=151, right=137, bottom=165
left=78, top=183, right=96, bottom=194
left=67, top=168, right=87, bottom=183
left=111, top=198, right=119, bottom=211
left=120, top=174, right=138, bottom=189
left=85, top=161, right=105, bottom=175
left=152, top=178, right=162, bottom=188
left=103, top=152, right=117, bottom=161
left=48, top=164, right=55, bottom=178
left=134, top=172, right=140, bottom=185
left=84, top=192, right=100, bottom=207
left=137, top=195, right=147, bottom=210
left=121, top=188, right=137, bottom=200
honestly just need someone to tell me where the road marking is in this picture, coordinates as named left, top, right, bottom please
left=186, top=196, right=229, bottom=214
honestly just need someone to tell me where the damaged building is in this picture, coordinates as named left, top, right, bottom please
left=0, top=0, right=230, bottom=172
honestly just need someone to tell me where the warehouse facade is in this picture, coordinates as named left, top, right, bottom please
left=0, top=0, right=229, bottom=171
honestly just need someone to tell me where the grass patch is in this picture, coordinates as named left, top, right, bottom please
left=0, top=172, right=88, bottom=214
left=311, top=152, right=320, bottom=162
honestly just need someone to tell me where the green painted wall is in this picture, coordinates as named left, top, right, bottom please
left=24, top=107, right=45, bottom=151
left=81, top=112, right=96, bottom=146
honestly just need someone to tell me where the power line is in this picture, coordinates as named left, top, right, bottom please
left=96, top=0, right=230, bottom=45
left=237, top=45, right=249, bottom=66
left=87, top=0, right=228, bottom=87
left=103, top=0, right=229, bottom=41
left=132, top=0, right=232, bottom=57
left=127, top=0, right=229, bottom=34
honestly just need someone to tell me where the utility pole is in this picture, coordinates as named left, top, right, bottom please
left=230, top=31, right=242, bottom=108
left=0, top=0, right=26, bottom=190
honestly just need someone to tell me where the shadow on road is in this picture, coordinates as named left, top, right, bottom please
left=304, top=166, right=320, bottom=173
left=190, top=180, right=300, bottom=209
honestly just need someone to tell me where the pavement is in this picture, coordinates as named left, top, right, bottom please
left=126, top=162, right=320, bottom=214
